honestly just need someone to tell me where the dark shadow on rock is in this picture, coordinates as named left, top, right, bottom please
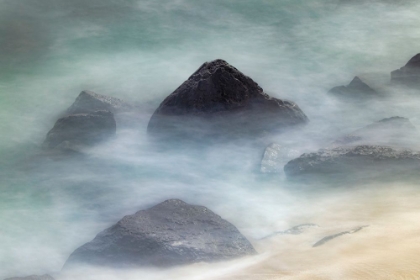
left=329, top=76, right=379, bottom=100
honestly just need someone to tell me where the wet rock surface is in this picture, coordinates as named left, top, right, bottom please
left=391, top=53, right=420, bottom=86
left=43, top=110, right=116, bottom=152
left=64, top=199, right=256, bottom=269
left=4, top=275, right=54, bottom=280
left=329, top=76, right=377, bottom=98
left=284, top=145, right=420, bottom=179
left=148, top=59, right=308, bottom=140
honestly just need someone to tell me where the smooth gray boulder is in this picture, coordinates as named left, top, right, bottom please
left=332, top=116, right=417, bottom=147
left=391, top=53, right=420, bottom=86
left=4, top=275, right=54, bottom=280
left=66, top=90, right=132, bottom=115
left=64, top=199, right=256, bottom=269
left=284, top=145, right=420, bottom=180
left=43, top=110, right=116, bottom=151
left=147, top=59, right=308, bottom=140
left=329, top=76, right=377, bottom=98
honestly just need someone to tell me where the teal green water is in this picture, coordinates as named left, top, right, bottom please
left=1, top=0, right=420, bottom=278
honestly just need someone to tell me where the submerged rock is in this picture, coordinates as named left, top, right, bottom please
left=260, top=223, right=319, bottom=240
left=66, top=90, right=132, bottom=115
left=4, top=275, right=54, bottom=280
left=329, top=76, right=377, bottom=98
left=43, top=110, right=116, bottom=151
left=284, top=145, right=420, bottom=180
left=391, top=53, right=420, bottom=86
left=260, top=143, right=301, bottom=173
left=313, top=226, right=368, bottom=247
left=332, top=116, right=417, bottom=147
left=148, top=59, right=308, bottom=140
left=64, top=199, right=256, bottom=269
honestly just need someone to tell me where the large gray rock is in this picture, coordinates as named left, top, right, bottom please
left=329, top=76, right=377, bottom=98
left=332, top=116, right=417, bottom=147
left=391, top=53, right=420, bottom=86
left=147, top=59, right=308, bottom=140
left=284, top=145, right=420, bottom=180
left=43, top=110, right=116, bottom=151
left=64, top=199, right=256, bottom=269
left=66, top=90, right=132, bottom=115
left=4, top=275, right=54, bottom=280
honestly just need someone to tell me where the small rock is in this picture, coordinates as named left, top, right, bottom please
left=66, top=90, right=132, bottom=115
left=43, top=110, right=116, bottom=152
left=261, top=143, right=301, bottom=173
left=329, top=76, right=377, bottom=98
left=313, top=226, right=368, bottom=247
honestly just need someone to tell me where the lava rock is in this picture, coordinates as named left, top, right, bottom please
left=284, top=145, right=420, bottom=180
left=4, top=275, right=54, bottom=280
left=66, top=90, right=132, bottom=115
left=64, top=199, right=256, bottom=269
left=147, top=59, right=308, bottom=140
left=391, top=53, right=420, bottom=86
left=43, top=110, right=116, bottom=151
left=329, top=76, right=377, bottom=98
left=332, top=116, right=417, bottom=147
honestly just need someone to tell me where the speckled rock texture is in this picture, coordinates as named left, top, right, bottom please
left=64, top=199, right=256, bottom=269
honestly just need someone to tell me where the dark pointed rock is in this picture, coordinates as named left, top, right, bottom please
left=391, top=53, right=420, bottom=86
left=147, top=59, right=308, bottom=141
left=64, top=199, right=256, bottom=269
left=284, top=145, right=420, bottom=180
left=43, top=110, right=116, bottom=152
left=329, top=76, right=377, bottom=98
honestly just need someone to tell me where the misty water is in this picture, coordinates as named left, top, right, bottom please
left=2, top=0, right=420, bottom=279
